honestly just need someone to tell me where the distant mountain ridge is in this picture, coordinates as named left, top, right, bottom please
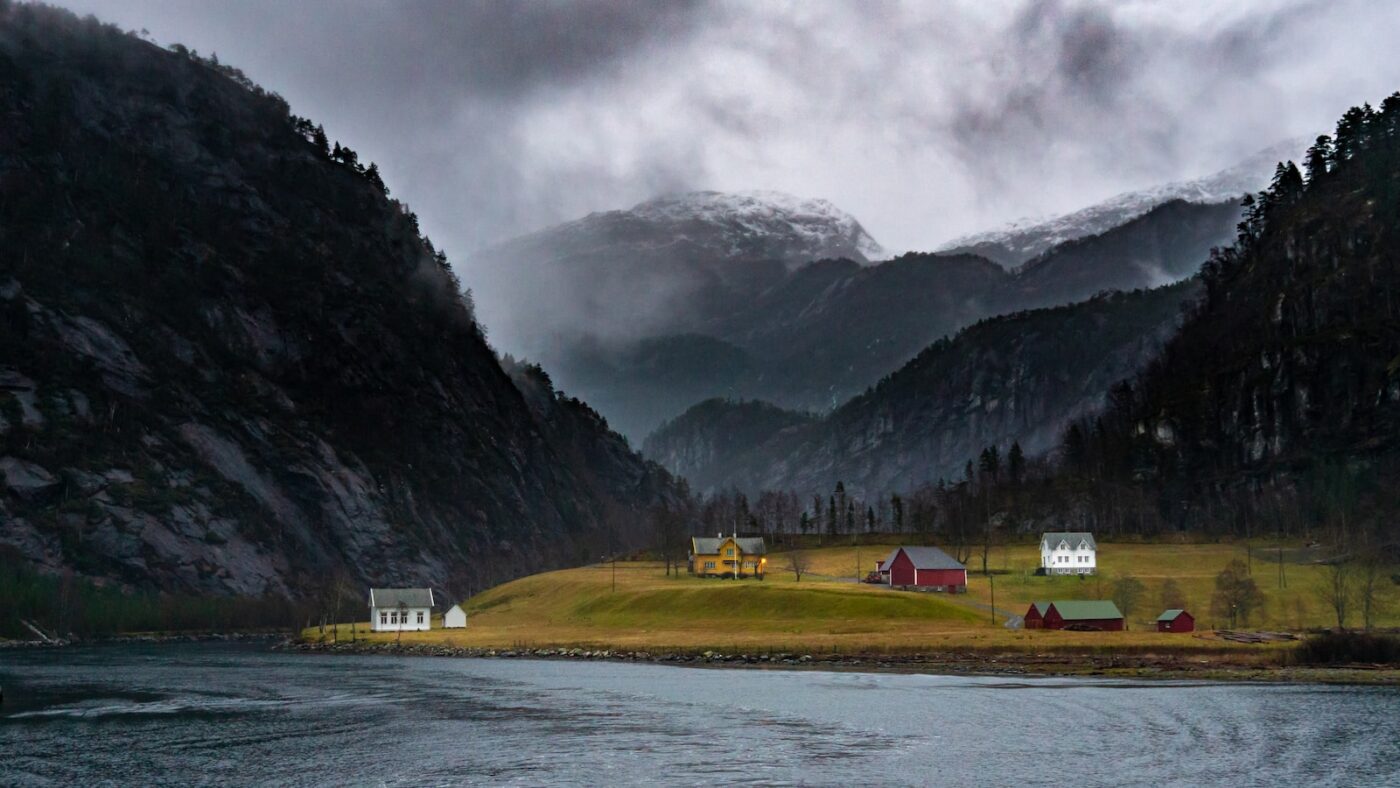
left=473, top=130, right=1281, bottom=448
left=644, top=281, right=1199, bottom=497
left=940, top=140, right=1305, bottom=268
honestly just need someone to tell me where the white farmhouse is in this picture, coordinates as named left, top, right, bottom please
left=444, top=604, right=467, bottom=629
left=369, top=588, right=434, bottom=632
left=1040, top=532, right=1097, bottom=575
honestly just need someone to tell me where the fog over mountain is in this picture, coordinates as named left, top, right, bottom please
left=50, top=0, right=1400, bottom=355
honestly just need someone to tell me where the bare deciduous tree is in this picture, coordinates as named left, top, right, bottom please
left=1112, top=575, right=1146, bottom=619
left=1211, top=559, right=1264, bottom=628
left=1323, top=557, right=1353, bottom=630
left=785, top=551, right=811, bottom=583
left=1158, top=578, right=1186, bottom=612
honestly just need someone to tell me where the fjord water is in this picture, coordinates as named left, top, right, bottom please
left=1, top=645, right=1396, bottom=786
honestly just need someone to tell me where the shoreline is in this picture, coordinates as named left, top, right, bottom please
left=282, top=638, right=1400, bottom=685
left=0, top=631, right=286, bottom=650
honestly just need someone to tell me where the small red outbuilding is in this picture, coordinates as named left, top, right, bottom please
left=884, top=546, right=967, bottom=592
left=1156, top=609, right=1195, bottom=632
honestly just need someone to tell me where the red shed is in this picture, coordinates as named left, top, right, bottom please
left=1024, top=602, right=1051, bottom=629
left=886, top=546, right=967, bottom=592
left=1040, top=600, right=1124, bottom=631
left=1156, top=609, right=1195, bottom=632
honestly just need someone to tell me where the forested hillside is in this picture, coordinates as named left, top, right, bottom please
left=646, top=281, right=1197, bottom=497
left=0, top=4, right=682, bottom=601
left=1053, top=98, right=1400, bottom=540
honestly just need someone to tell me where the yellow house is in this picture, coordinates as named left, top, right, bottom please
left=690, top=535, right=767, bottom=578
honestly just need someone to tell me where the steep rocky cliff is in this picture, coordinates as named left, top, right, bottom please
left=0, top=5, right=680, bottom=597
left=644, top=282, right=1198, bottom=498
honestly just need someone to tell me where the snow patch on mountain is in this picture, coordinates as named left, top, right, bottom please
left=941, top=139, right=1308, bottom=268
left=629, top=190, right=885, bottom=264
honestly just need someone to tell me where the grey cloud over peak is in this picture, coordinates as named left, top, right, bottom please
left=46, top=0, right=1400, bottom=352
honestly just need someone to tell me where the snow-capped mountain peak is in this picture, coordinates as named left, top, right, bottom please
left=627, top=189, right=885, bottom=264
left=940, top=139, right=1308, bottom=268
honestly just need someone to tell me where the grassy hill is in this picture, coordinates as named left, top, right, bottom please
left=306, top=540, right=1397, bottom=654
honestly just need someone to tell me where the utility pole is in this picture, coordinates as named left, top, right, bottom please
left=989, top=574, right=996, bottom=626
left=1278, top=544, right=1286, bottom=589
left=612, top=553, right=617, bottom=593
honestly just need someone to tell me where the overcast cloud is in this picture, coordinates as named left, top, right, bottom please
left=51, top=0, right=1400, bottom=270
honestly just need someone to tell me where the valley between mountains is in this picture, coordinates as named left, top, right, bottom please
left=2, top=3, right=1398, bottom=625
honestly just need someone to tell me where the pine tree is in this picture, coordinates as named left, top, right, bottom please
left=1007, top=442, right=1025, bottom=487
left=1304, top=135, right=1332, bottom=185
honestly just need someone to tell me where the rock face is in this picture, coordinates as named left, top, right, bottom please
left=0, top=6, right=681, bottom=597
left=643, top=282, right=1198, bottom=498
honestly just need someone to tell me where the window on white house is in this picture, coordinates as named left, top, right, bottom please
left=380, top=611, right=387, bottom=625
left=390, top=611, right=398, bottom=624
left=417, top=611, right=424, bottom=624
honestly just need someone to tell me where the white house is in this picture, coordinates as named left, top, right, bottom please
left=369, top=588, right=434, bottom=632
left=1040, top=532, right=1097, bottom=575
left=444, top=604, right=467, bottom=629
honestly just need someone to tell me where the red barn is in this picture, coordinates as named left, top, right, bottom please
left=1024, top=602, right=1051, bottom=629
left=1156, top=609, right=1195, bottom=632
left=885, top=546, right=967, bottom=592
left=1038, top=600, right=1124, bottom=631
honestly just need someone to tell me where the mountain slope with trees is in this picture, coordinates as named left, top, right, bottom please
left=0, top=4, right=683, bottom=600
left=645, top=281, right=1198, bottom=498
left=1054, top=97, right=1400, bottom=540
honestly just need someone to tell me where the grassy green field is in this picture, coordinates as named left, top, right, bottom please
left=303, top=539, right=1396, bottom=658
left=768, top=538, right=1400, bottom=632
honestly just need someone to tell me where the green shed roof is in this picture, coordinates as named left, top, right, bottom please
left=1030, top=601, right=1052, bottom=616
left=1050, top=600, right=1122, bottom=620
left=1156, top=609, right=1188, bottom=621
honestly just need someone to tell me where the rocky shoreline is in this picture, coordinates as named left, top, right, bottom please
left=281, top=639, right=1400, bottom=684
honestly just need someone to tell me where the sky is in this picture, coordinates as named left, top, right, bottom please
left=50, top=0, right=1400, bottom=267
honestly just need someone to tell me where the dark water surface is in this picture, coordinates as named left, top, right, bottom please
left=1, top=644, right=1397, bottom=786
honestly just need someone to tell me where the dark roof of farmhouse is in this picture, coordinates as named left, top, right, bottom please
left=1041, top=532, right=1097, bottom=549
left=691, top=536, right=767, bottom=555
left=369, top=588, right=435, bottom=608
left=897, top=546, right=965, bottom=570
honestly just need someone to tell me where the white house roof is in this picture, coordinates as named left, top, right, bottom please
left=1041, top=532, right=1096, bottom=550
left=369, top=588, right=435, bottom=609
